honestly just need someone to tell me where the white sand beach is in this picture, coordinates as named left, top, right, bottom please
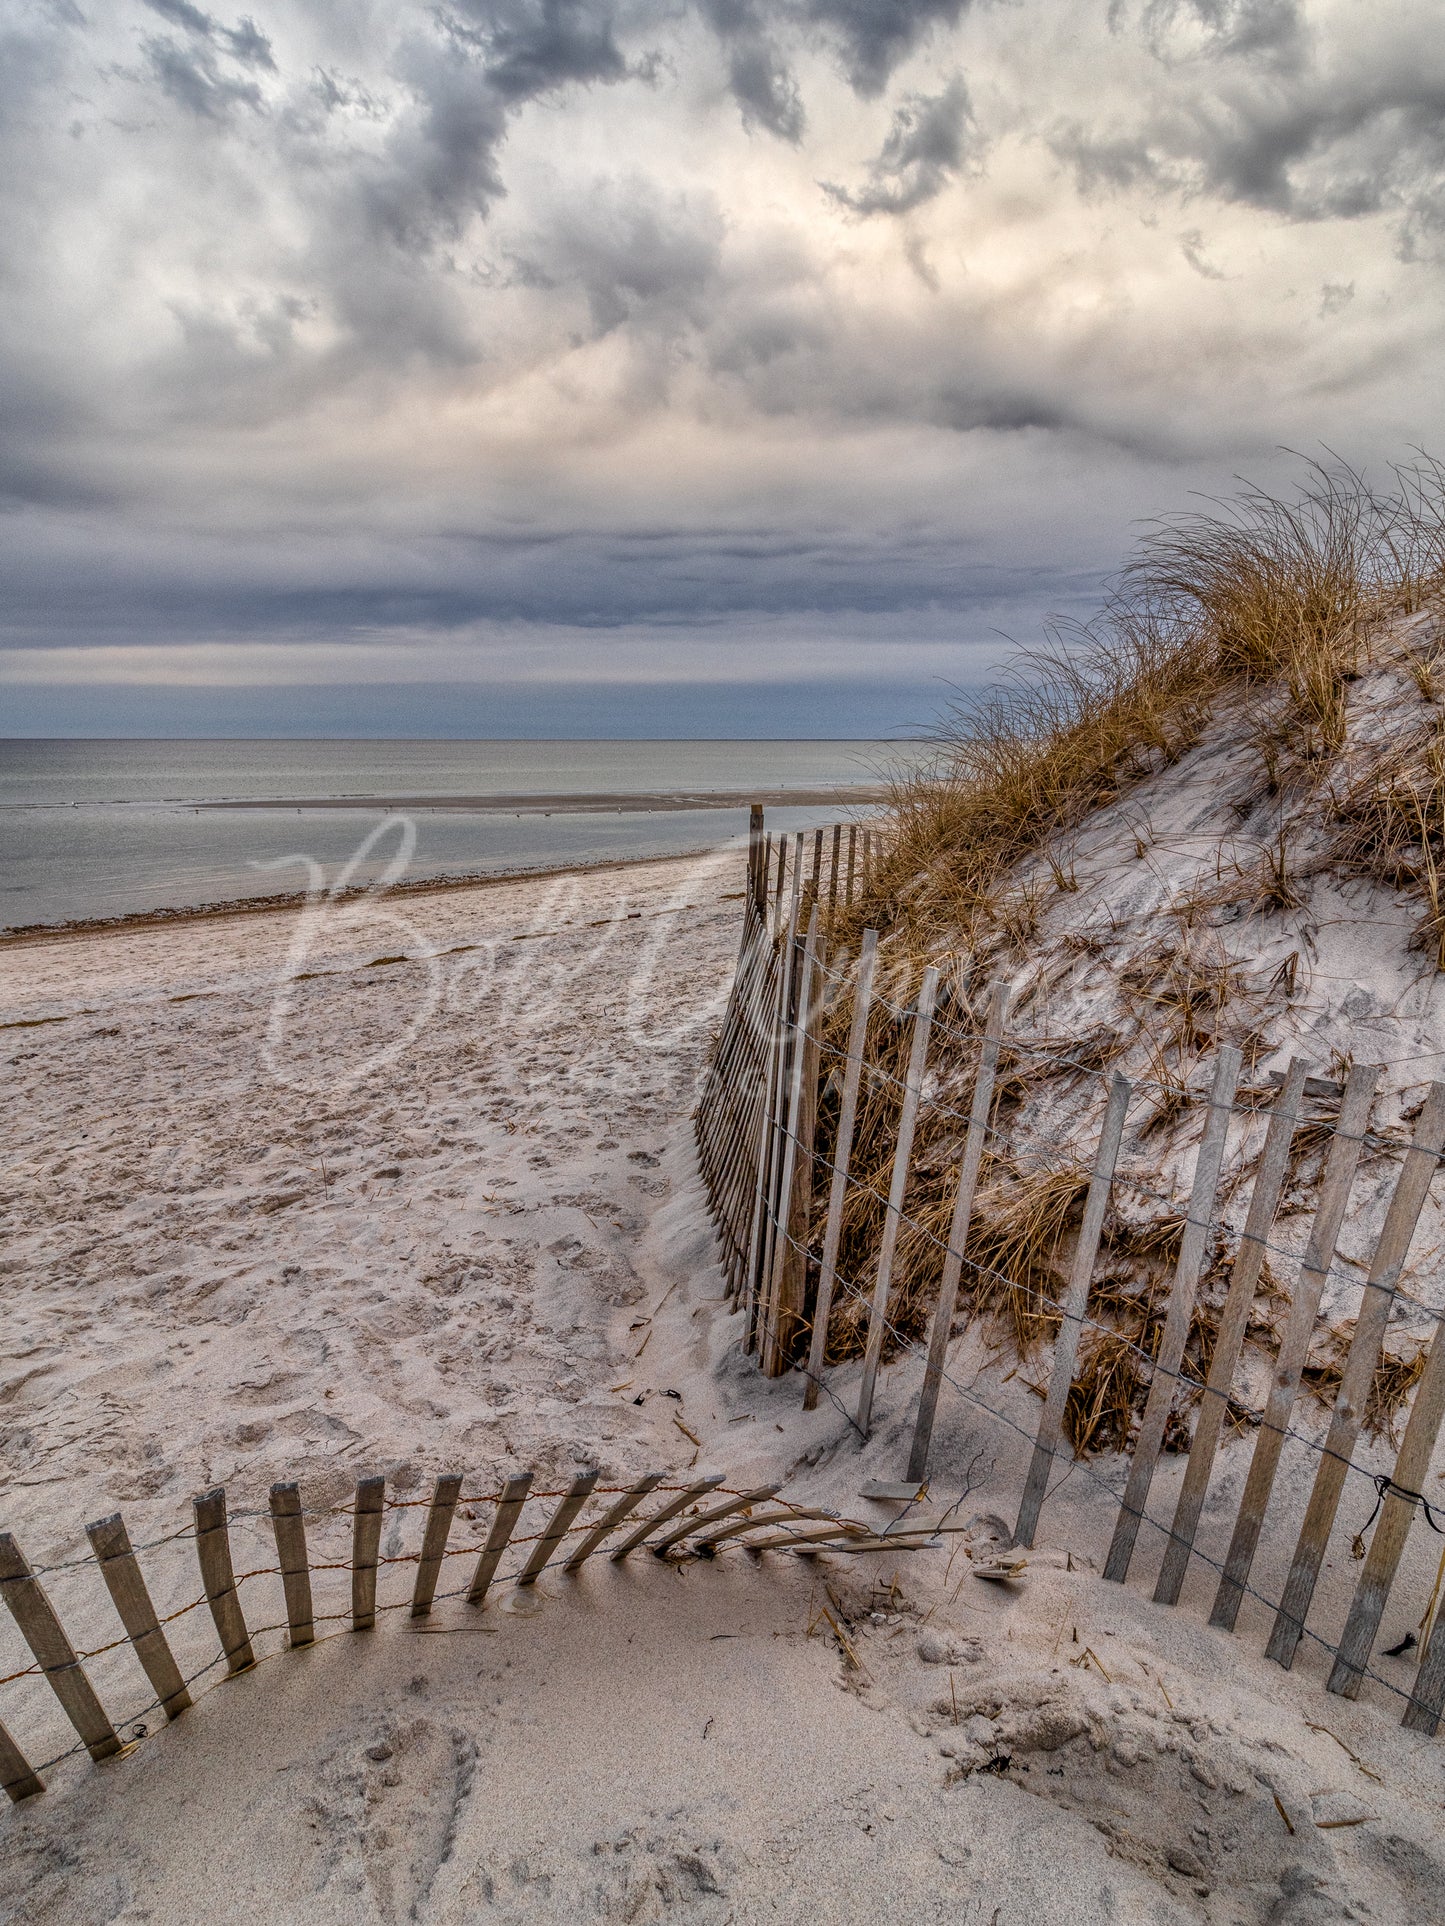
left=4, top=850, right=1445, bottom=1924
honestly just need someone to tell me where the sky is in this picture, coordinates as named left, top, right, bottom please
left=2, top=0, right=1443, bottom=737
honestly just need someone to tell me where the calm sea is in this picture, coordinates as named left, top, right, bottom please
left=0, top=740, right=905, bottom=930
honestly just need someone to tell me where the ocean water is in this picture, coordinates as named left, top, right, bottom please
left=0, top=740, right=904, bottom=930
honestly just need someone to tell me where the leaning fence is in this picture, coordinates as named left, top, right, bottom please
left=694, top=806, right=1445, bottom=1741
left=0, top=1461, right=954, bottom=1805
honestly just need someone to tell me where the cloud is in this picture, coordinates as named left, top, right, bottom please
left=823, top=75, right=973, bottom=214
left=1, top=0, right=1443, bottom=722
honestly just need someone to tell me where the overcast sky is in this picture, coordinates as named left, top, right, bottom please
left=3, top=0, right=1443, bottom=736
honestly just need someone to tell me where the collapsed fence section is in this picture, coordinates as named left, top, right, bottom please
left=694, top=807, right=1445, bottom=1739
left=0, top=1465, right=952, bottom=1805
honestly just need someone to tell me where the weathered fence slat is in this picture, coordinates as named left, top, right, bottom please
left=746, top=886, right=802, bottom=1347
left=0, top=1717, right=43, bottom=1803
left=907, top=979, right=1011, bottom=1481
left=649, top=1485, right=782, bottom=1554
left=845, top=825, right=857, bottom=906
left=86, top=1511, right=192, bottom=1718
left=563, top=1473, right=664, bottom=1570
left=515, top=1472, right=600, bottom=1586
left=1329, top=1289, right=1445, bottom=1698
left=1015, top=1073, right=1132, bottom=1548
left=804, top=929, right=879, bottom=1410
left=467, top=1473, right=534, bottom=1606
left=760, top=908, right=822, bottom=1375
left=856, top=966, right=941, bottom=1435
left=810, top=827, right=823, bottom=893
left=1107, top=1045, right=1243, bottom=1585
left=410, top=1472, right=463, bottom=1618
left=609, top=1476, right=726, bottom=1560
left=351, top=1475, right=386, bottom=1632
left=0, top=1532, right=121, bottom=1761
left=1210, top=1061, right=1382, bottom=1631
left=193, top=1487, right=255, bottom=1675
left=828, top=824, right=842, bottom=913
left=1154, top=1059, right=1309, bottom=1607
left=1270, top=1080, right=1445, bottom=1672
left=267, top=1482, right=314, bottom=1647
left=693, top=1506, right=840, bottom=1550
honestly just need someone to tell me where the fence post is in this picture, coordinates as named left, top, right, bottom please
left=1270, top=1080, right=1445, bottom=1671
left=1015, top=1074, right=1131, bottom=1548
left=855, top=966, right=940, bottom=1435
left=193, top=1488, right=255, bottom=1674
left=86, top=1511, right=192, bottom=1718
left=515, top=1472, right=600, bottom=1586
left=411, top=1472, right=463, bottom=1617
left=269, top=1481, right=315, bottom=1646
left=1210, top=1061, right=1381, bottom=1631
left=803, top=930, right=879, bottom=1410
left=563, top=1473, right=664, bottom=1570
left=1106, top=1045, right=1242, bottom=1585
left=1154, top=1059, right=1308, bottom=1607
left=351, top=1475, right=386, bottom=1631
left=907, top=979, right=1011, bottom=1482
left=0, top=1532, right=122, bottom=1761
left=467, top=1473, right=533, bottom=1606
left=760, top=909, right=822, bottom=1375
left=0, top=1719, right=43, bottom=1803
left=748, top=802, right=765, bottom=915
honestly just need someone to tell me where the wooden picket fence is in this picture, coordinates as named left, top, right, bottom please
left=694, top=807, right=1445, bottom=1738
left=0, top=1463, right=950, bottom=1804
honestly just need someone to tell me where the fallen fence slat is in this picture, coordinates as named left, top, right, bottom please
left=1015, top=1074, right=1132, bottom=1548
left=86, top=1511, right=192, bottom=1718
left=0, top=1717, right=43, bottom=1804
left=907, top=979, right=1011, bottom=1481
left=0, top=1532, right=122, bottom=1761
left=467, top=1473, right=534, bottom=1607
left=1154, top=1058, right=1309, bottom=1607
left=1107, top=1045, right=1242, bottom=1585
left=856, top=966, right=940, bottom=1435
left=609, top=1476, right=726, bottom=1559
left=563, top=1473, right=664, bottom=1570
left=351, top=1475, right=386, bottom=1632
left=269, top=1482, right=314, bottom=1647
left=515, top=1472, right=600, bottom=1586
left=1211, top=1061, right=1382, bottom=1631
left=410, top=1472, right=463, bottom=1618
left=193, top=1487, right=255, bottom=1675
left=650, top=1485, right=781, bottom=1554
left=693, top=1506, right=841, bottom=1551
left=1270, top=1080, right=1445, bottom=1672
left=804, top=929, right=879, bottom=1411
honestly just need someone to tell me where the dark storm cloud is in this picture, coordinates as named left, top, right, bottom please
left=804, top=0, right=971, bottom=98
left=1, top=0, right=1443, bottom=706
left=823, top=76, right=973, bottom=214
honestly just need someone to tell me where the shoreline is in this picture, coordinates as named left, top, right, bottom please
left=191, top=784, right=888, bottom=814
left=0, top=843, right=745, bottom=949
